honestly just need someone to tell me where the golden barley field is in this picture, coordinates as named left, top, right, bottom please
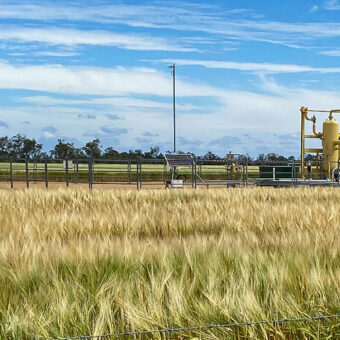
left=1, top=187, right=340, bottom=339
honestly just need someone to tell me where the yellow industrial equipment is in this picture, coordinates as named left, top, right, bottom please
left=300, top=106, right=340, bottom=179
left=231, top=162, right=236, bottom=180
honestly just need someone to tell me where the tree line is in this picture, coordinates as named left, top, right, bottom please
left=0, top=134, right=310, bottom=162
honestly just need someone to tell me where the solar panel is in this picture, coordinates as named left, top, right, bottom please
left=164, top=153, right=195, bottom=167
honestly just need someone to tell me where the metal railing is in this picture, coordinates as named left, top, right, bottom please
left=0, top=158, right=339, bottom=189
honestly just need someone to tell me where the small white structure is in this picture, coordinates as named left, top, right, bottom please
left=63, top=160, right=74, bottom=170
left=171, top=179, right=183, bottom=188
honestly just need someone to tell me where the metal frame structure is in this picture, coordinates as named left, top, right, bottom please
left=164, top=153, right=197, bottom=188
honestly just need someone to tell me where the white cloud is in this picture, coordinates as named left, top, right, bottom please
left=310, top=5, right=319, bottom=12
left=324, top=0, right=340, bottom=10
left=3, top=61, right=340, bottom=135
left=3, top=79, right=340, bottom=156
left=0, top=61, right=219, bottom=97
left=1, top=2, right=340, bottom=48
left=42, top=131, right=55, bottom=138
left=0, top=27, right=195, bottom=52
left=34, top=51, right=80, bottom=57
left=2, top=58, right=340, bottom=155
left=319, top=49, right=340, bottom=56
left=0, top=2, right=218, bottom=24
left=20, top=95, right=205, bottom=114
left=20, top=96, right=87, bottom=106
left=157, top=58, right=340, bottom=74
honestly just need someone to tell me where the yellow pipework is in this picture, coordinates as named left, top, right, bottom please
left=231, top=162, right=236, bottom=180
left=300, top=107, right=307, bottom=177
left=301, top=107, right=319, bottom=177
left=300, top=107, right=340, bottom=179
left=312, top=117, right=322, bottom=137
left=329, top=109, right=340, bottom=120
left=322, top=117, right=339, bottom=176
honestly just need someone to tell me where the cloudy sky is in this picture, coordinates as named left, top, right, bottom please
left=1, top=0, right=340, bottom=156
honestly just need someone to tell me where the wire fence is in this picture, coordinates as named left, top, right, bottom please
left=39, top=314, right=340, bottom=339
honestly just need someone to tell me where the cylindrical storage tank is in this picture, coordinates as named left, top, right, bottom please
left=322, top=118, right=339, bottom=175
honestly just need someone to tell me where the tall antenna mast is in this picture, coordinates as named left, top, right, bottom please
left=168, top=63, right=176, bottom=153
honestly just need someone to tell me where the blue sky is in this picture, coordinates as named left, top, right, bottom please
left=1, top=0, right=340, bottom=156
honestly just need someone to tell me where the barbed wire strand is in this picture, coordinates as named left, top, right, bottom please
left=41, top=314, right=340, bottom=340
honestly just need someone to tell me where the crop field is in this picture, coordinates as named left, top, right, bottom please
left=1, top=187, right=340, bottom=339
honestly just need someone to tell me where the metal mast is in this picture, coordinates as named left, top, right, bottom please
left=169, top=63, right=176, bottom=153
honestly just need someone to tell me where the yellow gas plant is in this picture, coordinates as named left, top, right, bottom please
left=300, top=106, right=340, bottom=178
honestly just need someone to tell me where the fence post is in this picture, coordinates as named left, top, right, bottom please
left=65, top=158, right=69, bottom=187
left=45, top=159, right=48, bottom=188
left=192, top=162, right=194, bottom=188
left=9, top=158, right=13, bottom=189
left=88, top=158, right=93, bottom=189
left=136, top=159, right=139, bottom=190
left=34, top=160, right=37, bottom=184
left=75, top=159, right=79, bottom=184
left=136, top=158, right=141, bottom=190
left=243, top=165, right=246, bottom=187
left=139, top=157, right=142, bottom=189
left=194, top=163, right=197, bottom=189
left=136, top=157, right=142, bottom=190
left=25, top=158, right=29, bottom=188
left=163, top=162, right=167, bottom=186
left=128, top=160, right=131, bottom=184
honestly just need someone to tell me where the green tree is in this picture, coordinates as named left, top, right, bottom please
left=103, top=147, right=119, bottom=159
left=51, top=139, right=77, bottom=159
left=144, top=146, right=160, bottom=159
left=203, top=151, right=219, bottom=160
left=0, top=136, right=9, bottom=160
left=83, top=138, right=102, bottom=159
left=7, top=134, right=42, bottom=159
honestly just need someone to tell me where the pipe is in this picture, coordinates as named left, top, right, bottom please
left=300, top=107, right=324, bottom=178
left=332, top=167, right=338, bottom=180
left=303, top=108, right=340, bottom=120
left=307, top=109, right=331, bottom=113
left=312, top=118, right=323, bottom=137
left=304, top=135, right=320, bottom=138
left=301, top=107, right=315, bottom=121
left=305, top=148, right=323, bottom=153
left=329, top=109, right=340, bottom=120
left=300, top=107, right=306, bottom=178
